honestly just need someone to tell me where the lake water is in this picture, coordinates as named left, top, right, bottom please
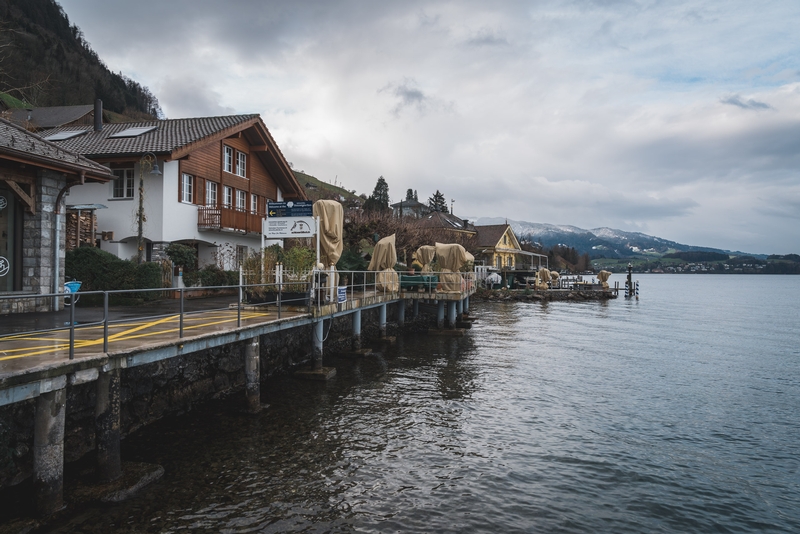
left=42, top=275, right=800, bottom=533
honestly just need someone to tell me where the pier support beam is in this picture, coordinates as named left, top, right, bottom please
left=464, top=296, right=470, bottom=315
left=437, top=300, right=445, bottom=329
left=397, top=300, right=406, bottom=327
left=457, top=298, right=463, bottom=317
left=379, top=304, right=387, bottom=338
left=244, top=336, right=261, bottom=413
left=95, top=368, right=121, bottom=482
left=34, top=380, right=66, bottom=517
left=413, top=299, right=419, bottom=319
left=312, top=320, right=324, bottom=370
left=447, top=301, right=457, bottom=328
left=352, top=309, right=362, bottom=351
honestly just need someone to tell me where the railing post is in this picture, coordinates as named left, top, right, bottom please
left=237, top=267, right=242, bottom=328
left=179, top=288, right=184, bottom=338
left=103, top=292, right=109, bottom=353
left=69, top=302, right=75, bottom=360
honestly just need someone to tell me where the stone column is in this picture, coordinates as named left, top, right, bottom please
left=95, top=368, right=121, bottom=482
left=379, top=304, right=387, bottom=338
left=437, top=300, right=445, bottom=329
left=352, top=309, right=362, bottom=351
left=312, top=320, right=324, bottom=370
left=34, top=380, right=67, bottom=517
left=244, top=336, right=261, bottom=413
left=397, top=299, right=406, bottom=327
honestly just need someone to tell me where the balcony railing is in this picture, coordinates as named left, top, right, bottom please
left=198, top=205, right=264, bottom=234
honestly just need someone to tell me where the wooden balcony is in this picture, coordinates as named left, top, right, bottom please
left=198, top=205, right=264, bottom=234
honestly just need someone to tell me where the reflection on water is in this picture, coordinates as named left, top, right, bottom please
left=33, top=275, right=800, bottom=533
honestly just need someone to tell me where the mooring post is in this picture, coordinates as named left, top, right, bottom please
left=447, top=301, right=457, bottom=328
left=397, top=299, right=406, bottom=327
left=413, top=299, right=420, bottom=319
left=352, top=309, right=362, bottom=351
left=245, top=336, right=261, bottom=413
left=95, top=367, right=121, bottom=482
left=34, top=378, right=67, bottom=517
left=437, top=300, right=445, bottom=329
left=312, top=319, right=324, bottom=370
left=379, top=303, right=387, bottom=337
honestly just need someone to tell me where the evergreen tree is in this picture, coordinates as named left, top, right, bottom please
left=414, top=190, right=418, bottom=201
left=428, top=190, right=448, bottom=213
left=405, top=189, right=414, bottom=201
left=364, top=175, right=390, bottom=212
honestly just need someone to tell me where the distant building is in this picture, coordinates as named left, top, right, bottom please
left=391, top=198, right=429, bottom=218
left=6, top=103, right=110, bottom=132
left=473, top=223, right=546, bottom=270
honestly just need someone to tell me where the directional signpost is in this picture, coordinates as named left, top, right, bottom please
left=263, top=201, right=315, bottom=239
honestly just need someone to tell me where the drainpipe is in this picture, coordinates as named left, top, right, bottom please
left=53, top=172, right=85, bottom=311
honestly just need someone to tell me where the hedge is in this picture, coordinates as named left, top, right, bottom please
left=65, top=247, right=163, bottom=303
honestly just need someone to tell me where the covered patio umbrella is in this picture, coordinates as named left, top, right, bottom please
left=368, top=234, right=399, bottom=291
left=313, top=200, right=343, bottom=293
left=597, top=270, right=611, bottom=290
left=415, top=245, right=436, bottom=273
left=434, top=242, right=469, bottom=292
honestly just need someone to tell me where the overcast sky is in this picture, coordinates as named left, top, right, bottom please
left=58, top=0, right=800, bottom=254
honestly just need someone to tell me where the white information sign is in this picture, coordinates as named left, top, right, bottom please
left=263, top=216, right=316, bottom=239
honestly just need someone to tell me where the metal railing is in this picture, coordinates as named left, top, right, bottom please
left=0, top=269, right=478, bottom=362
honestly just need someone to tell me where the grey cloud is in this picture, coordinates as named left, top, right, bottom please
left=156, top=76, right=235, bottom=118
left=466, top=29, right=509, bottom=47
left=721, top=95, right=772, bottom=110
left=379, top=79, right=453, bottom=117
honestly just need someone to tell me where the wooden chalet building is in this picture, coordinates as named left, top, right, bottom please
left=46, top=115, right=305, bottom=267
left=474, top=223, right=546, bottom=270
left=0, top=118, right=113, bottom=312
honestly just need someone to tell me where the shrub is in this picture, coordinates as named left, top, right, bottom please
left=65, top=247, right=164, bottom=304
left=165, top=243, right=197, bottom=271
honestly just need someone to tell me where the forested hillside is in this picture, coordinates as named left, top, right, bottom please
left=0, top=0, right=161, bottom=118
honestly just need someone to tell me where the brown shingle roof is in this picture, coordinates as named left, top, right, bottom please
left=46, top=115, right=260, bottom=158
left=475, top=224, right=511, bottom=248
left=0, top=118, right=112, bottom=180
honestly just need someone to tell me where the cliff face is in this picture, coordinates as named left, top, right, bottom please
left=0, top=0, right=161, bottom=118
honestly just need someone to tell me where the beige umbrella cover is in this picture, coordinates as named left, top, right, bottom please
left=312, top=200, right=343, bottom=267
left=535, top=268, right=551, bottom=290
left=368, top=234, right=399, bottom=291
left=415, top=245, right=436, bottom=273
left=435, top=243, right=469, bottom=291
left=597, top=270, right=611, bottom=289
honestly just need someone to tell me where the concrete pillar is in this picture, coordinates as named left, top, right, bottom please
left=457, top=298, right=463, bottom=317
left=34, top=384, right=66, bottom=517
left=413, top=299, right=419, bottom=319
left=352, top=309, right=362, bottom=351
left=245, top=336, right=261, bottom=413
left=437, top=300, right=445, bottom=329
left=464, top=296, right=470, bottom=315
left=448, top=301, right=457, bottom=328
left=397, top=299, right=406, bottom=327
left=312, top=320, right=324, bottom=370
left=95, top=368, right=121, bottom=482
left=379, top=303, right=387, bottom=337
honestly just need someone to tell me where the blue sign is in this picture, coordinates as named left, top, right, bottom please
left=267, top=201, right=313, bottom=217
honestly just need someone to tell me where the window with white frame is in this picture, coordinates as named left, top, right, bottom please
left=507, top=256, right=513, bottom=267
left=181, top=174, right=193, bottom=203
left=206, top=181, right=218, bottom=207
left=251, top=194, right=258, bottom=214
left=223, top=146, right=234, bottom=174
left=236, top=151, right=247, bottom=178
left=224, top=186, right=233, bottom=208
left=111, top=168, right=134, bottom=199
left=236, top=189, right=246, bottom=211
left=236, top=245, right=248, bottom=266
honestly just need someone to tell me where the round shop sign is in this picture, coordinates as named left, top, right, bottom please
left=0, top=196, right=7, bottom=211
left=0, top=256, right=9, bottom=277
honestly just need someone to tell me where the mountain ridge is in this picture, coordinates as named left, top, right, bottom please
left=473, top=217, right=766, bottom=259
